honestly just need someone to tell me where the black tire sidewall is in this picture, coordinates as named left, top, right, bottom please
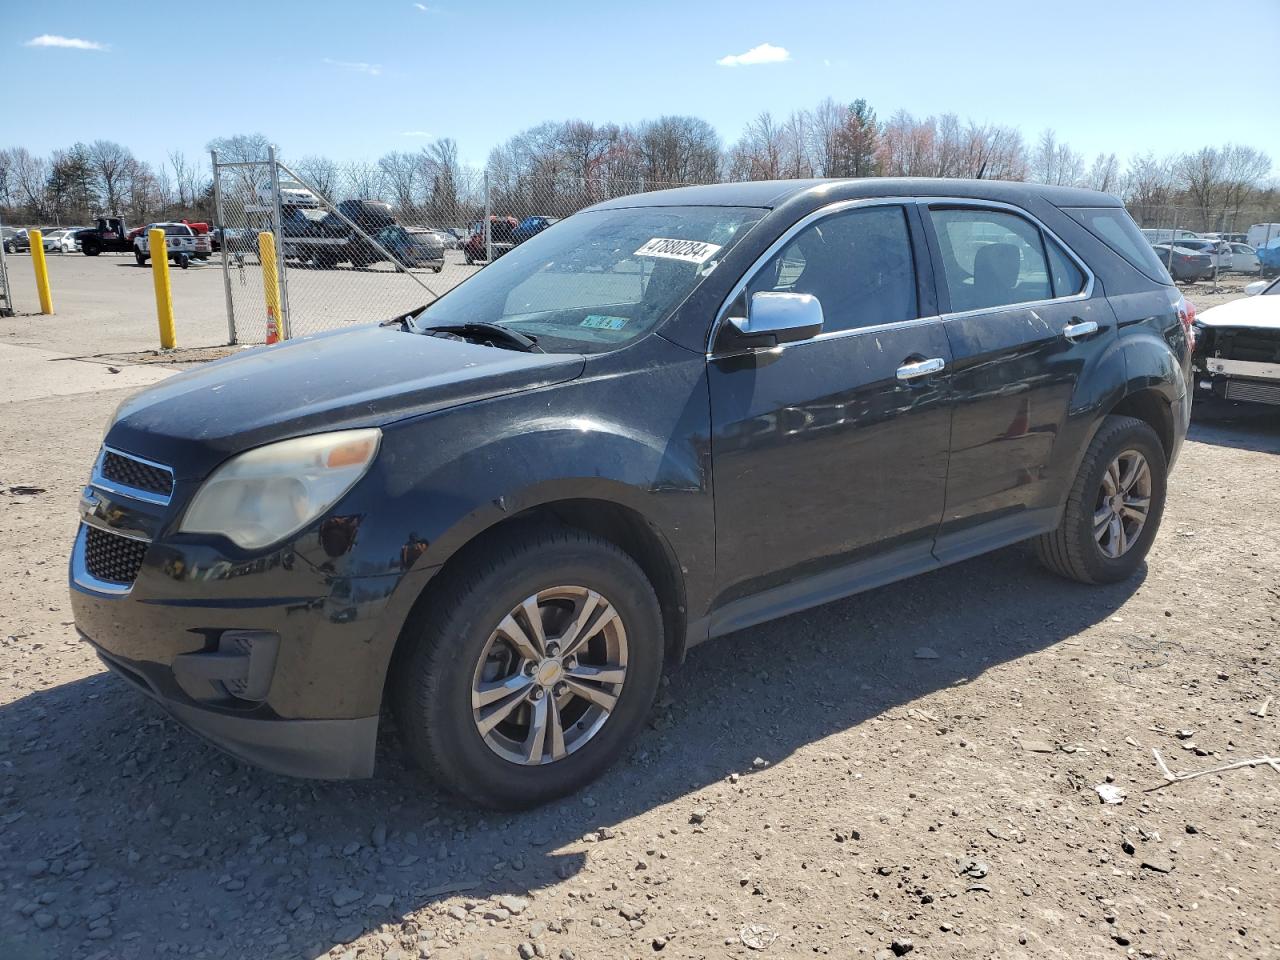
left=1070, top=421, right=1167, bottom=583
left=397, top=536, right=663, bottom=808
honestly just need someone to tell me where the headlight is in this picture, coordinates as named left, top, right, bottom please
left=180, top=429, right=381, bottom=550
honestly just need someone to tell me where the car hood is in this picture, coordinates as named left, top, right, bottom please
left=107, top=324, right=585, bottom=479
left=1198, top=295, right=1280, bottom=330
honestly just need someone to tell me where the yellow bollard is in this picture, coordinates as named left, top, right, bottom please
left=29, top=230, right=54, bottom=314
left=148, top=228, right=176, bottom=349
left=257, top=231, right=283, bottom=343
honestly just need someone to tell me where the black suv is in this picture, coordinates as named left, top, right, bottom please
left=70, top=179, right=1192, bottom=808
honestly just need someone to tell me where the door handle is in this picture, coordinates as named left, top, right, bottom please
left=896, top=357, right=946, bottom=381
left=1062, top=319, right=1098, bottom=341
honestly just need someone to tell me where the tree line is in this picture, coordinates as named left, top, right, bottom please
left=1, top=97, right=1274, bottom=233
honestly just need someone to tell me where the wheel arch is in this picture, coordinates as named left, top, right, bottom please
left=382, top=493, right=692, bottom=708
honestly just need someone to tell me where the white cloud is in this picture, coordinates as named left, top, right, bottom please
left=716, top=42, right=790, bottom=67
left=24, top=34, right=108, bottom=51
left=413, top=3, right=440, bottom=10
left=401, top=130, right=432, bottom=137
left=323, top=58, right=382, bottom=76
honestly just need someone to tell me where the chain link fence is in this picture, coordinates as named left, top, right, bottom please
left=1125, top=201, right=1280, bottom=278
left=213, top=153, right=705, bottom=344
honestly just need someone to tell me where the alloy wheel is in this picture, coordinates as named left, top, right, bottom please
left=1094, top=449, right=1151, bottom=559
left=470, top=586, right=628, bottom=766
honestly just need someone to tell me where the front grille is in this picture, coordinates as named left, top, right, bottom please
left=1213, top=327, right=1280, bottom=364
left=84, top=526, right=148, bottom=585
left=1225, top=379, right=1280, bottom=406
left=100, top=450, right=173, bottom=499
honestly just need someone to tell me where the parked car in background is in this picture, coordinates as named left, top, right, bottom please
left=2, top=227, right=28, bottom=253
left=70, top=179, right=1193, bottom=808
left=42, top=229, right=70, bottom=252
left=1226, top=242, right=1260, bottom=274
left=463, top=215, right=518, bottom=264
left=1193, top=275, right=1280, bottom=406
left=1151, top=243, right=1214, bottom=282
left=1155, top=237, right=1230, bottom=272
left=133, top=222, right=213, bottom=267
left=75, top=217, right=140, bottom=256
left=260, top=176, right=321, bottom=209
left=371, top=225, right=445, bottom=271
left=513, top=215, right=560, bottom=245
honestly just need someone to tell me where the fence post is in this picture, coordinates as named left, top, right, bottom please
left=148, top=228, right=177, bottom=349
left=211, top=149, right=237, bottom=345
left=258, top=231, right=282, bottom=344
left=29, top=231, right=53, bottom=315
left=483, top=173, right=493, bottom=264
left=267, top=145, right=291, bottom=339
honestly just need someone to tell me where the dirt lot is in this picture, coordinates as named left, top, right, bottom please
left=0, top=303, right=1278, bottom=960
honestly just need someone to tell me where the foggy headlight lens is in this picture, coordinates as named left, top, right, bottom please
left=180, top=429, right=380, bottom=549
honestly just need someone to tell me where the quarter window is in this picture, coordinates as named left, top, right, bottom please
left=747, top=205, right=918, bottom=333
left=929, top=208, right=1051, bottom=311
left=1046, top=236, right=1086, bottom=297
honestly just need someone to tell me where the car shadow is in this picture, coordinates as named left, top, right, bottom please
left=0, top=546, right=1143, bottom=957
left=1189, top=399, right=1280, bottom=454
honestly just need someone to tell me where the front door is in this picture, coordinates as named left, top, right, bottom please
left=708, top=202, right=952, bottom=619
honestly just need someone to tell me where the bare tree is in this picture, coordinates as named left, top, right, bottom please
left=728, top=112, right=786, bottom=181
left=378, top=151, right=422, bottom=217
left=1219, top=145, right=1272, bottom=230
left=1175, top=147, right=1227, bottom=230
left=295, top=155, right=339, bottom=198
left=1086, top=152, right=1120, bottom=194
left=87, top=140, right=134, bottom=214
left=1123, top=153, right=1177, bottom=226
left=1031, top=129, right=1084, bottom=186
left=634, top=116, right=720, bottom=184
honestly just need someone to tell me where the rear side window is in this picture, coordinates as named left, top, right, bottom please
left=747, top=205, right=919, bottom=333
left=1046, top=237, right=1086, bottom=297
left=929, top=208, right=1051, bottom=311
left=1064, top=207, right=1172, bottom=284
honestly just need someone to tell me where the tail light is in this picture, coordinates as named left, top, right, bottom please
left=1177, top=295, right=1197, bottom=350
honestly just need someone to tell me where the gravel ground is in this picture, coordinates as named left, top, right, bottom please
left=1, top=333, right=1278, bottom=960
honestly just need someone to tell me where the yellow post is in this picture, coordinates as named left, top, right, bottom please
left=29, top=230, right=54, bottom=314
left=149, top=228, right=176, bottom=349
left=257, top=231, right=282, bottom=343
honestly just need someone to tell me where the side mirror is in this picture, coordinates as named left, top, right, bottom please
left=1244, top=279, right=1267, bottom=297
left=719, top=292, right=824, bottom=351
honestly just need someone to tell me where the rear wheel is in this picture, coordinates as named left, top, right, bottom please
left=392, top=527, right=664, bottom=809
left=135, top=250, right=148, bottom=266
left=1035, top=415, right=1167, bottom=584
left=82, top=241, right=100, bottom=257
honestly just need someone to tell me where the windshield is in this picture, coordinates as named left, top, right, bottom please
left=415, top=205, right=762, bottom=352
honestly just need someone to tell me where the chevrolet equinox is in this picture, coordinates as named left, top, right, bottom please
left=71, top=179, right=1192, bottom=808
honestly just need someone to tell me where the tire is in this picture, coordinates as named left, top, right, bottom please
left=135, top=250, right=148, bottom=266
left=1035, top=415, right=1167, bottom=585
left=82, top=242, right=100, bottom=257
left=432, top=265, right=443, bottom=273
left=392, top=527, right=664, bottom=809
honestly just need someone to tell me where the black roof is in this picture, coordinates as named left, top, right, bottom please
left=592, top=178, right=1122, bottom=211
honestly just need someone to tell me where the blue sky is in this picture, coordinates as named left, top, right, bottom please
left=8, top=0, right=1279, bottom=173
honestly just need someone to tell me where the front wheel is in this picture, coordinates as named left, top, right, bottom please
left=82, top=242, right=100, bottom=257
left=1035, top=415, right=1167, bottom=584
left=392, top=528, right=664, bottom=809
left=135, top=250, right=148, bottom=266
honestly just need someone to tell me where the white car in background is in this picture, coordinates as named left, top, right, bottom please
left=1227, top=242, right=1260, bottom=275
left=42, top=229, right=82, bottom=253
left=1192, top=276, right=1280, bottom=406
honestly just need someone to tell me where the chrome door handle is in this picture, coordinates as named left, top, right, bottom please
left=1062, top=319, right=1098, bottom=341
left=896, top=357, right=946, bottom=381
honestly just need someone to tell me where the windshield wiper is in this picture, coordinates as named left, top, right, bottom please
left=417, top=321, right=543, bottom=353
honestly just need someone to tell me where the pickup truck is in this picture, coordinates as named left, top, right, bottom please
left=133, top=223, right=213, bottom=268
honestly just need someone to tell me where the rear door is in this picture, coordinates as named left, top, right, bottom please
left=921, top=201, right=1116, bottom=561
left=707, top=200, right=953, bottom=612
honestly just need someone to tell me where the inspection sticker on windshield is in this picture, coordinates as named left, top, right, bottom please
left=581, top=315, right=629, bottom=330
left=634, top=237, right=722, bottom=264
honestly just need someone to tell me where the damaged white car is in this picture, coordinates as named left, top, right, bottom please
left=1193, top=276, right=1280, bottom=406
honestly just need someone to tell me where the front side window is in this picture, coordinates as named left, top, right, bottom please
left=929, top=208, right=1051, bottom=311
left=747, top=205, right=919, bottom=333
left=415, top=205, right=762, bottom=353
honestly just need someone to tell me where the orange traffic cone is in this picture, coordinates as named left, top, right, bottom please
left=265, top=306, right=280, bottom=345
